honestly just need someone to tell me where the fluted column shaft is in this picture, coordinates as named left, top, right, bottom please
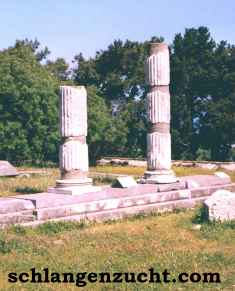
left=59, top=86, right=89, bottom=181
left=145, top=43, right=172, bottom=173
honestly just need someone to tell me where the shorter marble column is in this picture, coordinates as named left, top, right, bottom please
left=48, top=86, right=100, bottom=195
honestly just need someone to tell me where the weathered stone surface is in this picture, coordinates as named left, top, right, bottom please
left=48, top=184, right=101, bottom=195
left=147, top=132, right=171, bottom=170
left=58, top=85, right=89, bottom=182
left=205, top=190, right=235, bottom=221
left=157, top=181, right=186, bottom=192
left=0, top=210, right=35, bottom=226
left=191, top=183, right=235, bottom=198
left=0, top=176, right=230, bottom=226
left=60, top=140, right=88, bottom=172
left=214, top=171, right=231, bottom=184
left=142, top=42, right=175, bottom=184
left=112, top=176, right=137, bottom=188
left=146, top=88, right=170, bottom=123
left=21, top=189, right=193, bottom=221
left=11, top=178, right=235, bottom=219
left=220, top=164, right=235, bottom=171
left=21, top=196, right=210, bottom=227
left=180, top=174, right=231, bottom=189
left=145, top=43, right=170, bottom=86
left=0, top=161, right=18, bottom=177
left=49, top=85, right=100, bottom=194
left=142, top=170, right=178, bottom=184
left=60, top=86, right=87, bottom=137
left=0, top=198, right=34, bottom=214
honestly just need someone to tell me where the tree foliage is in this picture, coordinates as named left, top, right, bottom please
left=0, top=27, right=234, bottom=164
left=0, top=41, right=59, bottom=162
left=171, top=27, right=235, bottom=160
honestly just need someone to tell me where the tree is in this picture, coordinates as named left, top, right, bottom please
left=171, top=27, right=217, bottom=159
left=73, top=37, right=160, bottom=159
left=87, top=86, right=129, bottom=163
left=1, top=28, right=234, bottom=164
left=117, top=99, right=147, bottom=157
left=73, top=39, right=152, bottom=103
left=46, top=58, right=70, bottom=81
left=171, top=27, right=235, bottom=161
left=14, top=38, right=51, bottom=62
left=0, top=41, right=59, bottom=162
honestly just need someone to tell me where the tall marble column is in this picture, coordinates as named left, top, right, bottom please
left=143, top=43, right=177, bottom=183
left=49, top=86, right=100, bottom=195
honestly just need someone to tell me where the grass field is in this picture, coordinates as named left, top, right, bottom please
left=0, top=166, right=234, bottom=290
left=0, top=209, right=234, bottom=290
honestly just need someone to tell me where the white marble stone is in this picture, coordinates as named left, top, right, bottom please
left=147, top=132, right=171, bottom=170
left=146, top=89, right=170, bottom=123
left=48, top=185, right=101, bottom=196
left=60, top=86, right=87, bottom=137
left=145, top=46, right=170, bottom=86
left=60, top=140, right=88, bottom=172
left=113, top=176, right=137, bottom=188
left=0, top=161, right=18, bottom=176
left=49, top=85, right=101, bottom=195
left=205, top=190, right=235, bottom=221
left=142, top=42, right=176, bottom=184
left=214, top=171, right=231, bottom=181
left=142, top=170, right=178, bottom=184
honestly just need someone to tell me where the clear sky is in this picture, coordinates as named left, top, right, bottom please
left=0, top=0, right=234, bottom=62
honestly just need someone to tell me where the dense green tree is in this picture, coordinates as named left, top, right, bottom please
left=74, top=29, right=235, bottom=161
left=170, top=27, right=217, bottom=159
left=14, top=38, right=51, bottom=62
left=73, top=38, right=155, bottom=158
left=73, top=39, right=150, bottom=103
left=0, top=27, right=234, bottom=164
left=0, top=41, right=59, bottom=162
left=117, top=99, right=147, bottom=157
left=87, top=85, right=129, bottom=162
left=46, top=58, right=70, bottom=81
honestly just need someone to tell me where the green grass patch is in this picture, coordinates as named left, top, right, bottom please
left=192, top=203, right=210, bottom=224
left=0, top=209, right=234, bottom=290
left=36, top=221, right=87, bottom=235
left=15, top=186, right=43, bottom=194
left=0, top=237, right=26, bottom=254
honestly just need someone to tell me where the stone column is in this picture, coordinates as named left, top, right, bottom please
left=49, top=86, right=100, bottom=195
left=143, top=43, right=177, bottom=183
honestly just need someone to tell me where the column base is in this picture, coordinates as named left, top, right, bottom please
left=48, top=178, right=101, bottom=195
left=139, top=170, right=179, bottom=184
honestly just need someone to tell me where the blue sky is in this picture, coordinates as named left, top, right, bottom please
left=0, top=0, right=234, bottom=62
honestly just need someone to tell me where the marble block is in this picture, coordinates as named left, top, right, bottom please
left=205, top=190, right=235, bottom=221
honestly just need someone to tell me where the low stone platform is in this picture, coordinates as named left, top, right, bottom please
left=0, top=174, right=234, bottom=228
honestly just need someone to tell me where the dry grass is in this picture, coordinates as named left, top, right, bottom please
left=92, top=165, right=235, bottom=182
left=0, top=165, right=234, bottom=198
left=0, top=168, right=59, bottom=197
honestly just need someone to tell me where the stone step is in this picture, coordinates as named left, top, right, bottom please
left=191, top=183, right=235, bottom=198
left=0, top=198, right=35, bottom=214
left=13, top=183, right=235, bottom=222
left=30, top=190, right=193, bottom=221
left=21, top=196, right=210, bottom=228
left=0, top=210, right=36, bottom=227
left=0, top=179, right=234, bottom=227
